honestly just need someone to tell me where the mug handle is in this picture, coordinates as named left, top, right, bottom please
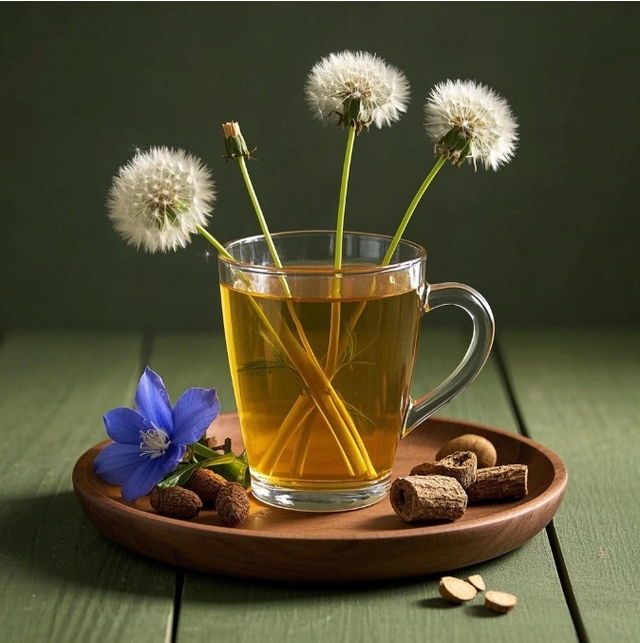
left=401, top=282, right=495, bottom=438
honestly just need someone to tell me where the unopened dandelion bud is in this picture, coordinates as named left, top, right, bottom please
left=222, top=121, right=251, bottom=159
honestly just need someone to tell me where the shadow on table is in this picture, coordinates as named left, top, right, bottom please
left=0, top=491, right=176, bottom=597
left=1, top=490, right=439, bottom=598
left=1, top=489, right=526, bottom=607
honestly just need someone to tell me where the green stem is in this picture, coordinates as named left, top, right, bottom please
left=191, top=441, right=229, bottom=460
left=237, top=157, right=283, bottom=269
left=236, top=155, right=294, bottom=300
left=217, top=141, right=376, bottom=480
left=268, top=159, right=449, bottom=476
left=196, top=225, right=232, bottom=258
left=325, top=125, right=357, bottom=375
left=285, top=125, right=357, bottom=477
left=382, top=155, right=447, bottom=266
left=334, top=124, right=357, bottom=271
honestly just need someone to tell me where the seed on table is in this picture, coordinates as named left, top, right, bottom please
left=485, top=590, right=517, bottom=613
left=438, top=576, right=477, bottom=603
left=467, top=574, right=486, bottom=591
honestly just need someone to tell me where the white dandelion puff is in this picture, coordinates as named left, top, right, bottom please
left=424, top=80, right=518, bottom=171
left=305, top=50, right=410, bottom=131
left=107, top=146, right=215, bottom=253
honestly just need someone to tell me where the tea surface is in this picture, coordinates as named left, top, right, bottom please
left=221, top=283, right=422, bottom=490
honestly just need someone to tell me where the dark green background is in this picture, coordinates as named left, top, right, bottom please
left=1, top=2, right=638, bottom=331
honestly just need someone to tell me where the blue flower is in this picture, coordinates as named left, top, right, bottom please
left=94, top=367, right=220, bottom=501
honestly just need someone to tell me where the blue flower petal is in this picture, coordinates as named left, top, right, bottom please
left=120, top=456, right=166, bottom=501
left=135, top=367, right=173, bottom=432
left=162, top=443, right=186, bottom=474
left=171, top=387, right=220, bottom=445
left=94, top=442, right=142, bottom=484
left=103, top=407, right=146, bottom=443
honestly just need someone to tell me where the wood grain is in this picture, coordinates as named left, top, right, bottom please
left=0, top=332, right=176, bottom=643
left=502, top=328, right=640, bottom=642
left=73, top=415, right=567, bottom=581
left=1, top=329, right=593, bottom=643
left=155, top=329, right=579, bottom=642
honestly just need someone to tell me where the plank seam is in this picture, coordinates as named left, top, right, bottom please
left=546, top=521, right=591, bottom=643
left=141, top=329, right=189, bottom=643
left=493, top=338, right=590, bottom=643
left=492, top=340, right=532, bottom=440
left=170, top=570, right=185, bottom=643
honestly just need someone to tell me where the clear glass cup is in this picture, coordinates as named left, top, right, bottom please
left=218, top=231, right=494, bottom=512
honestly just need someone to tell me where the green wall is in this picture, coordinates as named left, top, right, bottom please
left=1, top=2, right=638, bottom=330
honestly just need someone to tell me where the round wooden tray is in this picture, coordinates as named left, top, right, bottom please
left=72, top=414, right=567, bottom=582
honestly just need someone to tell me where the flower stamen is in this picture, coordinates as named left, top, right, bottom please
left=139, top=428, right=171, bottom=459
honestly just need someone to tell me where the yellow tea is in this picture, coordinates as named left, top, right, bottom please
left=218, top=231, right=494, bottom=511
left=220, top=281, right=422, bottom=491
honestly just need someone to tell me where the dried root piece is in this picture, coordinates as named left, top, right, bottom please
left=439, top=576, right=478, bottom=603
left=467, top=574, right=486, bottom=591
left=183, top=467, right=228, bottom=508
left=485, top=590, right=517, bottom=613
left=216, top=482, right=250, bottom=527
left=390, top=475, right=467, bottom=522
left=410, top=450, right=477, bottom=489
left=150, top=486, right=202, bottom=520
left=436, top=434, right=498, bottom=468
left=466, top=464, right=528, bottom=502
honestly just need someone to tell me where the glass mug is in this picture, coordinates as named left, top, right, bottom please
left=218, top=231, right=494, bottom=512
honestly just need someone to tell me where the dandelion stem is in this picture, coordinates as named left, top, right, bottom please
left=237, top=156, right=284, bottom=270
left=196, top=225, right=232, bottom=258
left=235, top=156, right=295, bottom=303
left=223, top=127, right=376, bottom=480
left=334, top=124, right=357, bottom=271
left=382, top=155, right=447, bottom=265
left=266, top=158, right=450, bottom=475
left=325, top=125, right=357, bottom=374
left=286, top=124, right=357, bottom=476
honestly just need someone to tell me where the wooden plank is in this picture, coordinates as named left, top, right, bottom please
left=150, top=330, right=577, bottom=642
left=0, top=332, right=176, bottom=643
left=413, top=321, right=522, bottom=430
left=501, top=328, right=640, bottom=642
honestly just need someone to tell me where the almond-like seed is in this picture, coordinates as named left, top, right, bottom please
left=436, top=434, right=497, bottom=469
left=468, top=574, right=486, bottom=591
left=485, top=590, right=517, bottom=613
left=439, top=576, right=477, bottom=603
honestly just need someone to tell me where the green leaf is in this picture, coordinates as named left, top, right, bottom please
left=158, top=462, right=201, bottom=488
left=159, top=450, right=251, bottom=490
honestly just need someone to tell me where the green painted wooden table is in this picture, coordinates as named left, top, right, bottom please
left=1, top=328, right=638, bottom=643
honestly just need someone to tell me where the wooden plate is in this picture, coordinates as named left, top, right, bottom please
left=72, top=415, right=567, bottom=582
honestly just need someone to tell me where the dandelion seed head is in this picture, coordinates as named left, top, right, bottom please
left=424, top=80, right=518, bottom=171
left=305, top=50, right=410, bottom=131
left=107, top=146, right=215, bottom=253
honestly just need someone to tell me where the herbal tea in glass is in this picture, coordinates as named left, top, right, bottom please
left=218, top=231, right=494, bottom=511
